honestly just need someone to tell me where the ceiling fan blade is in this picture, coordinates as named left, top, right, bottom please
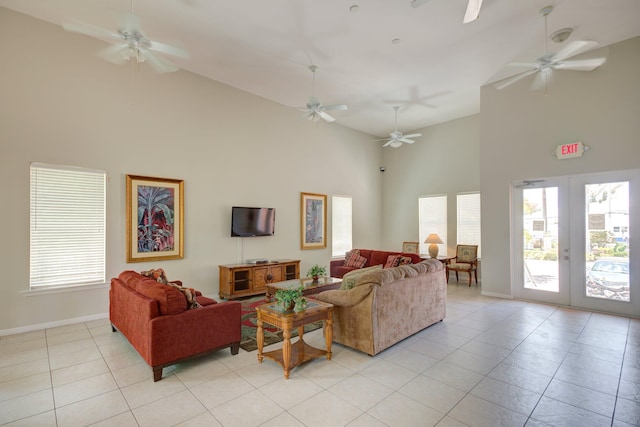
left=323, top=104, right=348, bottom=111
left=554, top=57, right=606, bottom=71
left=97, top=44, right=128, bottom=64
left=382, top=140, right=394, bottom=147
left=399, top=138, right=415, bottom=144
left=463, top=0, right=483, bottom=23
left=318, top=111, right=336, bottom=122
left=553, top=40, right=600, bottom=62
left=495, top=68, right=538, bottom=90
left=403, top=133, right=422, bottom=139
left=139, top=49, right=180, bottom=73
left=62, top=22, right=122, bottom=42
left=410, top=0, right=430, bottom=8
left=530, top=69, right=552, bottom=91
left=149, top=41, right=190, bottom=59
left=508, top=62, right=540, bottom=69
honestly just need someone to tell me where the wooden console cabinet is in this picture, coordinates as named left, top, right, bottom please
left=218, top=259, right=300, bottom=300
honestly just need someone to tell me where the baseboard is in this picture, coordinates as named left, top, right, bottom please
left=480, top=291, right=513, bottom=299
left=0, top=312, right=109, bottom=337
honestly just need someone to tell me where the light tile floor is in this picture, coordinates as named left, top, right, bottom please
left=1, top=284, right=639, bottom=427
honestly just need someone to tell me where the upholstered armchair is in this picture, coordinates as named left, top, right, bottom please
left=446, top=245, right=478, bottom=287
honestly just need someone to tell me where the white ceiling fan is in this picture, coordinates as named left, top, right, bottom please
left=495, top=5, right=607, bottom=91
left=296, top=65, right=348, bottom=123
left=62, top=4, right=189, bottom=73
left=376, top=106, right=422, bottom=148
left=410, top=0, right=483, bottom=24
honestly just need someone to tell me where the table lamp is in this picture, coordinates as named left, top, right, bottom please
left=424, top=234, right=443, bottom=258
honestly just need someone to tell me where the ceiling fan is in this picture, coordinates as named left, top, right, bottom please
left=296, top=65, right=348, bottom=123
left=376, top=107, right=422, bottom=148
left=410, top=0, right=483, bottom=24
left=495, top=5, right=607, bottom=91
left=62, top=8, right=189, bottom=73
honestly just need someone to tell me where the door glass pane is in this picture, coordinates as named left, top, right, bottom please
left=523, top=187, right=559, bottom=292
left=585, top=182, right=630, bottom=302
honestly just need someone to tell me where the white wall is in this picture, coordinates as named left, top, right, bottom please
left=479, top=36, right=640, bottom=298
left=381, top=115, right=480, bottom=257
left=0, top=8, right=383, bottom=332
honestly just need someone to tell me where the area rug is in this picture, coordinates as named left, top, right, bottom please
left=239, top=295, right=323, bottom=352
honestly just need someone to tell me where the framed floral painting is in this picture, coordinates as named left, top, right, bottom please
left=126, top=175, right=184, bottom=262
left=300, top=192, right=327, bottom=250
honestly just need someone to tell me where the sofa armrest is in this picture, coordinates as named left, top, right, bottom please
left=316, top=284, right=373, bottom=307
left=147, top=301, right=241, bottom=366
left=330, top=259, right=345, bottom=277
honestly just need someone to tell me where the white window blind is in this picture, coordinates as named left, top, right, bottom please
left=332, top=196, right=352, bottom=257
left=30, top=163, right=106, bottom=289
left=419, top=195, right=447, bottom=255
left=457, top=192, right=481, bottom=257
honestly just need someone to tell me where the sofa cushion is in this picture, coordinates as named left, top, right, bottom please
left=196, top=296, right=217, bottom=306
left=141, top=268, right=202, bottom=310
left=384, top=254, right=413, bottom=268
left=135, top=280, right=188, bottom=315
left=340, top=264, right=383, bottom=290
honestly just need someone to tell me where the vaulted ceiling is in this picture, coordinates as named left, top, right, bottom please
left=2, top=0, right=639, bottom=138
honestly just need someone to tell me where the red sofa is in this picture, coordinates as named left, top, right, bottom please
left=110, top=271, right=241, bottom=381
left=330, top=249, right=423, bottom=278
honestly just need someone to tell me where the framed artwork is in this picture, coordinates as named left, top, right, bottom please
left=402, top=241, right=419, bottom=254
left=126, top=175, right=184, bottom=262
left=300, top=192, right=327, bottom=250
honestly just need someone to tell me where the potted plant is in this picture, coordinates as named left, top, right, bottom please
left=274, top=285, right=306, bottom=312
left=306, top=264, right=327, bottom=283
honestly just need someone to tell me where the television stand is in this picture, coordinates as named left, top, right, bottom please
left=218, top=259, right=300, bottom=300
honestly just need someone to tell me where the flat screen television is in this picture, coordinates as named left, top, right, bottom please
left=231, top=207, right=276, bottom=237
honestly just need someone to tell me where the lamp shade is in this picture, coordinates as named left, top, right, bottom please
left=424, top=233, right=443, bottom=258
left=424, top=234, right=443, bottom=244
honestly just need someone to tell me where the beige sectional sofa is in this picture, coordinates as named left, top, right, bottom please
left=316, top=259, right=446, bottom=356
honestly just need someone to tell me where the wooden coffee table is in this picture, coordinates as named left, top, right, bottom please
left=255, top=299, right=333, bottom=379
left=265, top=276, right=342, bottom=302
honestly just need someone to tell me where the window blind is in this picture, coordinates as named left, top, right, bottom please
left=332, top=196, right=352, bottom=257
left=457, top=192, right=481, bottom=257
left=30, top=163, right=106, bottom=289
left=419, top=195, right=447, bottom=255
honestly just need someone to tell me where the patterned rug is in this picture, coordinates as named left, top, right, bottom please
left=239, top=295, right=323, bottom=352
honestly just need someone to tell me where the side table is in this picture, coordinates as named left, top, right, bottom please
left=256, top=300, right=333, bottom=379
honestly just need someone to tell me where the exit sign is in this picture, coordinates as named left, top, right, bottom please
left=555, top=142, right=587, bottom=159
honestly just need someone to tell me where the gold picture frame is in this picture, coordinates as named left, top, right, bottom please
left=300, top=192, right=327, bottom=250
left=402, top=241, right=419, bottom=254
left=126, top=175, right=184, bottom=262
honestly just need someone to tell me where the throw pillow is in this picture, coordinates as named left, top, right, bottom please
left=141, top=268, right=202, bottom=309
left=383, top=255, right=413, bottom=268
left=346, top=254, right=367, bottom=268
left=343, top=249, right=359, bottom=266
left=340, top=264, right=383, bottom=290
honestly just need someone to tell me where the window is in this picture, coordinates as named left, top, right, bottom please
left=332, top=196, right=352, bottom=257
left=30, top=163, right=106, bottom=290
left=457, top=192, right=481, bottom=257
left=419, top=195, right=447, bottom=255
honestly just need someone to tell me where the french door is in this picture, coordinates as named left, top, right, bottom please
left=512, top=170, right=639, bottom=317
